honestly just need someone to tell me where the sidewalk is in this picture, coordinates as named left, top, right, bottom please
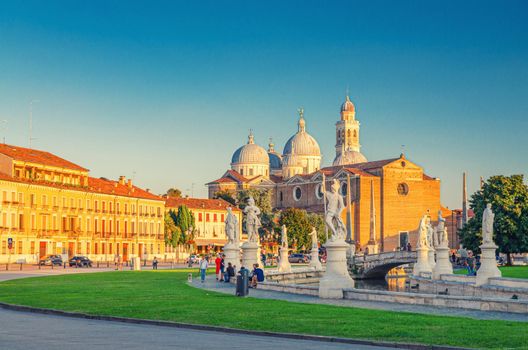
left=191, top=274, right=528, bottom=323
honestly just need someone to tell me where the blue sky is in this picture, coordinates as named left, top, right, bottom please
left=0, top=1, right=526, bottom=208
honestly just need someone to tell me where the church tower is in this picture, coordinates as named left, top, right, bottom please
left=333, top=95, right=367, bottom=166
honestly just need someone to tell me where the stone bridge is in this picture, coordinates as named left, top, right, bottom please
left=347, top=251, right=417, bottom=279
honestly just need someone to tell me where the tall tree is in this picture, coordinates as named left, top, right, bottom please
left=164, top=210, right=181, bottom=247
left=213, top=190, right=237, bottom=206
left=279, top=208, right=312, bottom=251
left=459, top=175, right=528, bottom=265
left=166, top=188, right=182, bottom=198
left=173, top=205, right=196, bottom=251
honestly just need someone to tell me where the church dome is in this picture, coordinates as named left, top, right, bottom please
left=332, top=150, right=367, bottom=166
left=231, top=132, right=269, bottom=165
left=282, top=111, right=321, bottom=157
left=341, top=95, right=355, bottom=113
left=267, top=140, right=282, bottom=170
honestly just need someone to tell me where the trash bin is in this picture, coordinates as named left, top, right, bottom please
left=236, top=269, right=249, bottom=297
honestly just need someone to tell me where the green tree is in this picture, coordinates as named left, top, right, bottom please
left=279, top=208, right=312, bottom=251
left=307, top=212, right=327, bottom=246
left=164, top=210, right=181, bottom=247
left=173, top=205, right=196, bottom=252
left=213, top=190, right=236, bottom=206
left=166, top=188, right=182, bottom=198
left=459, top=175, right=528, bottom=265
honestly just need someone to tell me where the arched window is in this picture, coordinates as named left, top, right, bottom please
left=293, top=186, right=302, bottom=201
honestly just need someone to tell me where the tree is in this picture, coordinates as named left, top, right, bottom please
left=166, top=188, right=182, bottom=198
left=213, top=190, right=236, bottom=206
left=459, top=175, right=528, bottom=265
left=173, top=205, right=196, bottom=252
left=279, top=208, right=312, bottom=252
left=164, top=210, right=181, bottom=248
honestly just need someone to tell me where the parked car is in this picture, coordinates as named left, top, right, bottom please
left=39, top=255, right=63, bottom=266
left=69, top=256, right=93, bottom=267
left=288, top=253, right=309, bottom=263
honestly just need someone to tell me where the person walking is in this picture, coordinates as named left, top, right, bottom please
left=215, top=254, right=222, bottom=281
left=152, top=257, right=158, bottom=270
left=219, top=255, right=225, bottom=282
left=199, top=256, right=209, bottom=283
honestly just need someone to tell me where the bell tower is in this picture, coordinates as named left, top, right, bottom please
left=335, top=95, right=361, bottom=158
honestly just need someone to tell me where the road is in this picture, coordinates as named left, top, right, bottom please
left=0, top=308, right=391, bottom=350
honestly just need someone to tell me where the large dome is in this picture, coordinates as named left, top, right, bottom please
left=332, top=150, right=367, bottom=166
left=283, top=132, right=321, bottom=157
left=231, top=132, right=269, bottom=165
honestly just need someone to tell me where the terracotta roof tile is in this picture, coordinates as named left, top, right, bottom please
left=0, top=172, right=162, bottom=201
left=0, top=144, right=88, bottom=171
left=165, top=197, right=239, bottom=211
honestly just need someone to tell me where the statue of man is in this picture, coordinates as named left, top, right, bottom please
left=417, top=215, right=429, bottom=249
left=225, top=207, right=238, bottom=245
left=310, top=226, right=318, bottom=250
left=427, top=220, right=435, bottom=248
left=436, top=210, right=446, bottom=246
left=482, top=203, right=494, bottom=244
left=244, top=196, right=261, bottom=243
left=323, top=179, right=346, bottom=241
left=281, top=225, right=288, bottom=249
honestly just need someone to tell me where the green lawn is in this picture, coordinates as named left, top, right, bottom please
left=0, top=271, right=526, bottom=349
left=455, top=265, right=528, bottom=279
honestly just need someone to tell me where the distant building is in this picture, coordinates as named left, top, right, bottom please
left=0, top=144, right=165, bottom=264
left=165, top=197, right=242, bottom=255
left=207, top=96, right=448, bottom=252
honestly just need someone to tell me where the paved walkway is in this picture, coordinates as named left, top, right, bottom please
left=192, top=276, right=528, bottom=322
left=0, top=308, right=391, bottom=350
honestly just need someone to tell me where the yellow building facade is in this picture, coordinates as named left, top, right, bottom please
left=0, top=144, right=166, bottom=264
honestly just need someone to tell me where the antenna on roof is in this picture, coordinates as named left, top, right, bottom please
left=400, top=144, right=406, bottom=157
left=29, top=100, right=40, bottom=148
left=0, top=120, right=7, bottom=144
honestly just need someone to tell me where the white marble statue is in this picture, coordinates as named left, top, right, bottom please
left=417, top=215, right=429, bottom=249
left=310, top=226, right=318, bottom=250
left=436, top=211, right=447, bottom=247
left=482, top=203, right=494, bottom=244
left=426, top=221, right=436, bottom=248
left=281, top=224, right=288, bottom=249
left=323, top=179, right=346, bottom=241
left=225, top=207, right=239, bottom=245
left=244, top=196, right=261, bottom=243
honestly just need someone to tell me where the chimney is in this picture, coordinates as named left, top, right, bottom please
left=118, top=176, right=126, bottom=185
left=462, top=172, right=468, bottom=225
left=127, top=179, right=133, bottom=188
left=146, top=188, right=150, bottom=193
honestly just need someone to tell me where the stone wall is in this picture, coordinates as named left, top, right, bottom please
left=265, top=268, right=324, bottom=284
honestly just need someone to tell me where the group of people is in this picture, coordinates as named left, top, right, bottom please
left=198, top=254, right=265, bottom=288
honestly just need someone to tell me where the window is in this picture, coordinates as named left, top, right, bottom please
left=213, top=214, right=217, bottom=222
left=397, top=183, right=409, bottom=196
left=198, top=213, right=203, bottom=221
left=30, top=241, right=35, bottom=254
left=18, top=241, right=23, bottom=254
left=221, top=214, right=224, bottom=222
left=279, top=191, right=283, bottom=202
left=340, top=181, right=348, bottom=197
left=399, top=231, right=409, bottom=249
left=293, top=186, right=302, bottom=201
left=206, top=213, right=210, bottom=222
left=249, top=168, right=254, bottom=176
left=315, top=183, right=323, bottom=199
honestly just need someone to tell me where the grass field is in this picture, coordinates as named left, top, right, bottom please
left=455, top=265, right=528, bottom=279
left=0, top=270, right=526, bottom=349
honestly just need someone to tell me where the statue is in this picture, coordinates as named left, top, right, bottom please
left=426, top=221, right=435, bottom=248
left=323, top=179, right=346, bottom=241
left=244, top=196, right=261, bottom=243
left=417, top=215, right=429, bottom=248
left=310, top=226, right=318, bottom=250
left=436, top=211, right=446, bottom=247
left=281, top=225, right=288, bottom=249
left=437, top=210, right=445, bottom=232
left=225, top=207, right=239, bottom=245
left=482, top=203, right=494, bottom=244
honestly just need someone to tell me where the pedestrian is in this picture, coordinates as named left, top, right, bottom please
left=199, top=256, right=209, bottom=283
left=261, top=253, right=267, bottom=267
left=224, top=262, right=235, bottom=283
left=406, top=242, right=412, bottom=252
left=250, top=263, right=265, bottom=288
left=152, top=256, right=158, bottom=270
left=219, top=254, right=225, bottom=282
left=451, top=251, right=456, bottom=263
left=365, top=246, right=369, bottom=255
left=215, top=254, right=222, bottom=281
left=114, top=254, right=119, bottom=270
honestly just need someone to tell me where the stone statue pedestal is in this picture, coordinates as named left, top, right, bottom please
left=427, top=248, right=436, bottom=270
left=476, top=242, right=502, bottom=286
left=319, top=239, right=354, bottom=299
left=223, top=243, right=240, bottom=269
left=309, top=247, right=322, bottom=270
left=413, top=246, right=432, bottom=277
left=278, top=247, right=292, bottom=273
left=432, top=245, right=453, bottom=279
left=366, top=241, right=379, bottom=255
left=241, top=241, right=259, bottom=269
